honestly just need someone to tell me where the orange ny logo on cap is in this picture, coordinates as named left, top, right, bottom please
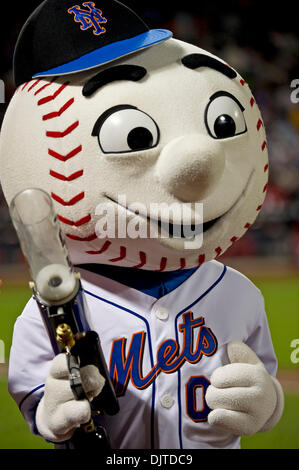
left=68, top=2, right=107, bottom=36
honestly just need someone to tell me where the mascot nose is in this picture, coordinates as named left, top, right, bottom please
left=155, top=134, right=225, bottom=201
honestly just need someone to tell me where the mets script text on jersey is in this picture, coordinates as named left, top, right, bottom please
left=109, top=311, right=218, bottom=395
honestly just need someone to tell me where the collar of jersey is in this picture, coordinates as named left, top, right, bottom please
left=76, top=263, right=198, bottom=299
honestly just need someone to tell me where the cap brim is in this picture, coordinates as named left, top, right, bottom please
left=33, top=29, right=172, bottom=78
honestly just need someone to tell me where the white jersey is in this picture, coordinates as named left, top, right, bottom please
left=8, top=260, right=277, bottom=449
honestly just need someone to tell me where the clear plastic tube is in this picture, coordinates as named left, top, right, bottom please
left=9, top=188, right=76, bottom=301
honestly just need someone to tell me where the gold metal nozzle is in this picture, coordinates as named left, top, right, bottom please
left=81, top=419, right=95, bottom=434
left=56, top=323, right=75, bottom=350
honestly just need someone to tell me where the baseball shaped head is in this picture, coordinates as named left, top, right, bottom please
left=0, top=38, right=268, bottom=270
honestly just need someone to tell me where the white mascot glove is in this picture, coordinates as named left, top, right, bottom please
left=206, top=341, right=284, bottom=436
left=36, top=353, right=105, bottom=443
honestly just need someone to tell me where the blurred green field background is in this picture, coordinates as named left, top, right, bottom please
left=0, top=274, right=298, bottom=449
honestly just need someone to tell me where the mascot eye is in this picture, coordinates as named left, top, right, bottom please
left=92, top=105, right=160, bottom=154
left=205, top=92, right=247, bottom=139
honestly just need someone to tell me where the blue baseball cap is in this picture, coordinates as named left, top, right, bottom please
left=14, top=0, right=172, bottom=86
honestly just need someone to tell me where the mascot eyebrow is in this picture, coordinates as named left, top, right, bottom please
left=181, top=54, right=237, bottom=79
left=82, top=64, right=147, bottom=97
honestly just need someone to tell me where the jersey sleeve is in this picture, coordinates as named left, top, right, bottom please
left=8, top=297, right=54, bottom=435
left=245, top=289, right=278, bottom=377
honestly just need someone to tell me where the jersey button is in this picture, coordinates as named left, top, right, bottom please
left=161, top=394, right=174, bottom=409
left=155, top=307, right=169, bottom=321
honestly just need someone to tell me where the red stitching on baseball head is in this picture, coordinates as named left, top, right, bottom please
left=215, top=247, right=222, bottom=257
left=156, top=257, right=167, bottom=272
left=109, top=246, right=127, bottom=262
left=86, top=241, right=111, bottom=255
left=43, top=98, right=75, bottom=121
left=46, top=121, right=79, bottom=138
left=28, top=80, right=41, bottom=92
left=198, top=254, right=205, bottom=265
left=257, top=119, right=263, bottom=131
left=37, top=82, right=70, bottom=106
left=261, top=141, right=267, bottom=151
left=48, top=145, right=82, bottom=162
left=67, top=232, right=97, bottom=242
left=50, top=169, right=84, bottom=181
left=34, top=78, right=57, bottom=96
left=21, top=81, right=30, bottom=91
left=132, top=251, right=146, bottom=269
left=179, top=258, right=186, bottom=270
left=58, top=214, right=91, bottom=227
left=51, top=192, right=84, bottom=206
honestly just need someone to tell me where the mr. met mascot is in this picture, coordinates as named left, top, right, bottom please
left=0, top=0, right=284, bottom=449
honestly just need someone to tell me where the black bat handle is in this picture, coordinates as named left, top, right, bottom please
left=66, top=352, right=112, bottom=450
left=67, top=331, right=119, bottom=449
left=71, top=422, right=111, bottom=450
left=71, top=331, right=119, bottom=416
